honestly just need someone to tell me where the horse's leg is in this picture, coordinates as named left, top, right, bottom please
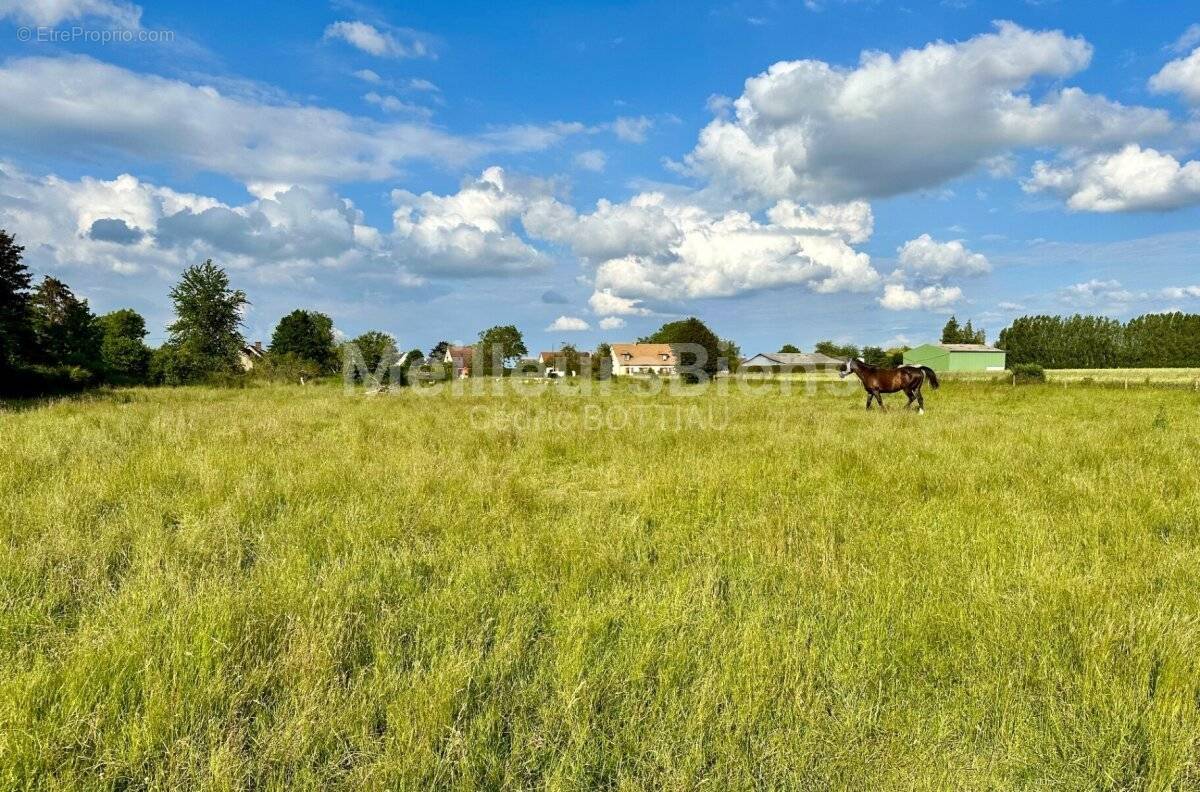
left=904, top=387, right=915, bottom=409
left=877, top=392, right=886, bottom=411
left=916, top=384, right=925, bottom=414
left=865, top=392, right=873, bottom=410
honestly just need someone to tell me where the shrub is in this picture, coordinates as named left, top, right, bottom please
left=97, top=309, right=151, bottom=384
left=254, top=351, right=321, bottom=384
left=1010, top=363, right=1045, bottom=384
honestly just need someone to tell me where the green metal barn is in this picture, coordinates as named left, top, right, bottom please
left=903, top=343, right=1007, bottom=372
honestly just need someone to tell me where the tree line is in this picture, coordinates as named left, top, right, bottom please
left=0, top=229, right=419, bottom=396
left=997, top=313, right=1200, bottom=369
left=0, top=227, right=745, bottom=396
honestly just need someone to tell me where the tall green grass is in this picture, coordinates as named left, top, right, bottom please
left=2, top=381, right=1199, bottom=789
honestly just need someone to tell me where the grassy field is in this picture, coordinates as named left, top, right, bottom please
left=2, top=379, right=1200, bottom=789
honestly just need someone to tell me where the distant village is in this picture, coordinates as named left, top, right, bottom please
left=240, top=318, right=1009, bottom=381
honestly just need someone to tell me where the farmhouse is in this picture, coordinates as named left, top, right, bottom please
left=237, top=341, right=265, bottom=371
left=741, top=351, right=843, bottom=370
left=610, top=343, right=676, bottom=376
left=443, top=345, right=473, bottom=378
left=903, top=343, right=1007, bottom=372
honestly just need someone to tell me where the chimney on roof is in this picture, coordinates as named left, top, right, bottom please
left=253, top=341, right=263, bottom=352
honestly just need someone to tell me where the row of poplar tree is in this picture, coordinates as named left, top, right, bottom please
left=997, top=313, right=1200, bottom=369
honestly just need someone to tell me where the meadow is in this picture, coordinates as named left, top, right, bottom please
left=2, top=378, right=1199, bottom=790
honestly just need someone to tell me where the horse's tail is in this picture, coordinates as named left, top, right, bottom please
left=920, top=366, right=940, bottom=389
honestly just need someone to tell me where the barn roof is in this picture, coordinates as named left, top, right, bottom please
left=742, top=352, right=843, bottom=367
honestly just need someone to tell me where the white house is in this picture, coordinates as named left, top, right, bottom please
left=237, top=341, right=265, bottom=371
left=443, top=345, right=473, bottom=378
left=609, top=343, right=676, bottom=376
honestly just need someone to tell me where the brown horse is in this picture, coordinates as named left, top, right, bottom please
left=839, top=358, right=939, bottom=413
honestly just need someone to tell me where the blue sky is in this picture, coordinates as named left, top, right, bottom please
left=2, top=0, right=1200, bottom=355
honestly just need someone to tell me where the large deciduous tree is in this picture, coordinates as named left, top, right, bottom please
left=344, top=330, right=400, bottom=384
left=163, top=260, right=247, bottom=381
left=269, top=310, right=337, bottom=372
left=814, top=340, right=860, bottom=360
left=97, top=308, right=151, bottom=383
left=557, top=344, right=581, bottom=376
left=861, top=345, right=889, bottom=367
left=475, top=325, right=528, bottom=375
left=640, top=317, right=722, bottom=380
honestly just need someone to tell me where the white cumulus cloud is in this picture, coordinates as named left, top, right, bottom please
left=879, top=283, right=963, bottom=311
left=1024, top=144, right=1200, bottom=212
left=598, top=316, right=626, bottom=329
left=389, top=166, right=550, bottom=276
left=0, top=164, right=392, bottom=283
left=896, top=234, right=991, bottom=279
left=588, top=289, right=651, bottom=316
left=546, top=315, right=590, bottom=331
left=528, top=192, right=880, bottom=307
left=682, top=21, right=1170, bottom=204
left=1150, top=46, right=1200, bottom=104
left=765, top=199, right=873, bottom=244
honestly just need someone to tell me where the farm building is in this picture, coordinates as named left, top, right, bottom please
left=741, top=351, right=842, bottom=370
left=237, top=341, right=265, bottom=371
left=903, top=343, right=1006, bottom=372
left=443, top=345, right=473, bottom=378
left=609, top=343, right=676, bottom=376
